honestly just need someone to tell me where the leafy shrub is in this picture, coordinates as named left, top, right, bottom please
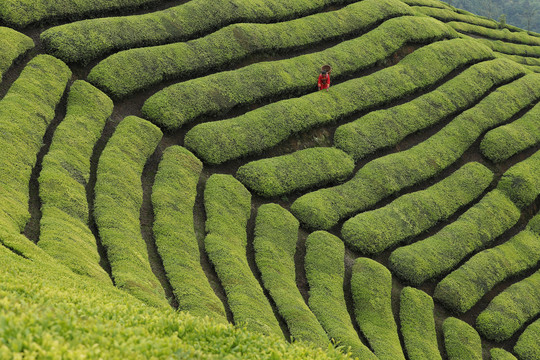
left=399, top=287, right=441, bottom=360
left=38, top=80, right=113, bottom=284
left=204, top=174, right=282, bottom=337
left=351, top=258, right=405, bottom=360
left=342, top=162, right=493, bottom=254
left=514, top=320, right=540, bottom=360
left=305, top=231, right=376, bottom=359
left=442, top=318, right=482, bottom=360
left=94, top=116, right=168, bottom=308
left=237, top=147, right=354, bottom=198
left=152, top=146, right=227, bottom=322
left=0, top=27, right=33, bottom=81
left=449, top=21, right=540, bottom=46
left=254, top=203, right=328, bottom=346
left=491, top=348, right=518, bottom=360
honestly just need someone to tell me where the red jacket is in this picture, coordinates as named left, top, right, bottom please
left=318, top=73, right=330, bottom=89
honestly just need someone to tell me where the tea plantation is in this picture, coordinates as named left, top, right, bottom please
left=0, top=0, right=539, bottom=358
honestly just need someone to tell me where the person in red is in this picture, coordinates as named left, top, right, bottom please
left=317, top=70, right=330, bottom=91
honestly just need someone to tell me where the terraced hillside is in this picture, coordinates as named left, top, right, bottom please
left=1, top=0, right=539, bottom=358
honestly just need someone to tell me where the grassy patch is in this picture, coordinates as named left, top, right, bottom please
left=442, top=317, right=482, bottom=360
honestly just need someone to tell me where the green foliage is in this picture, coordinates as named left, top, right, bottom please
left=491, top=348, right=518, bottom=360
left=442, top=318, right=482, bottom=360
left=186, top=38, right=489, bottom=165
left=398, top=0, right=452, bottom=9
left=334, top=58, right=525, bottom=160
left=254, top=203, right=328, bottom=347
left=415, top=6, right=498, bottom=28
left=292, top=72, right=540, bottom=230
left=389, top=189, right=521, bottom=285
left=94, top=116, right=168, bottom=308
left=89, top=0, right=413, bottom=98
left=449, top=21, right=540, bottom=46
left=204, top=174, right=282, bottom=337
left=399, top=287, right=441, bottom=360
left=152, top=146, right=226, bottom=322
left=514, top=320, right=540, bottom=360
left=351, top=258, right=404, bottom=360
left=0, top=54, right=70, bottom=233
left=497, top=149, right=540, bottom=208
left=38, top=80, right=113, bottom=283
left=305, top=231, right=376, bottom=360
left=435, top=212, right=540, bottom=313
left=496, top=52, right=540, bottom=66
left=147, top=15, right=455, bottom=131
left=474, top=38, right=540, bottom=57
left=481, top=102, right=540, bottom=162
left=0, top=27, right=33, bottom=81
left=476, top=269, right=540, bottom=341
left=342, top=162, right=493, bottom=255
left=237, top=147, right=354, bottom=198
left=41, top=0, right=364, bottom=63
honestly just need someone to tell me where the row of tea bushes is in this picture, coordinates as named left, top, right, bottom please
left=481, top=102, right=540, bottom=162
left=152, top=146, right=227, bottom=322
left=94, top=116, right=168, bottom=308
left=443, top=318, right=482, bottom=360
left=292, top=72, right=540, bottom=230
left=496, top=52, right=540, bottom=67
left=515, top=320, right=540, bottom=360
left=145, top=15, right=456, bottom=130
left=185, top=39, right=491, bottom=165
left=305, top=231, right=376, bottom=359
left=88, top=0, right=413, bottom=98
left=0, top=27, right=34, bottom=82
left=341, top=162, right=493, bottom=255
left=414, top=6, right=497, bottom=28
left=449, top=21, right=540, bottom=46
left=254, top=204, right=328, bottom=346
left=40, top=0, right=364, bottom=63
left=398, top=0, right=451, bottom=9
left=203, top=174, right=282, bottom=337
left=334, top=58, right=525, bottom=160
left=38, top=81, right=113, bottom=284
left=474, top=38, right=540, bottom=58
left=237, top=147, right=354, bottom=198
left=491, top=349, right=518, bottom=360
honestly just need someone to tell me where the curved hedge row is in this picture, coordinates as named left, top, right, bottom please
left=475, top=38, right=540, bottom=58
left=236, top=147, right=354, bottom=198
left=88, top=0, right=413, bottom=98
left=497, top=148, right=540, bottom=209
left=305, top=231, right=376, bottom=359
left=514, top=320, right=540, bottom=360
left=41, top=0, right=363, bottom=63
left=0, top=27, right=34, bottom=82
left=414, top=6, right=497, bottom=28
left=497, top=52, right=540, bottom=67
left=443, top=318, right=482, bottom=360
left=334, top=58, right=525, bottom=160
left=152, top=146, right=227, bottom=322
left=491, top=349, right=518, bottom=360
left=398, top=0, right=451, bottom=9
left=94, top=116, right=168, bottom=308
left=292, top=72, right=540, bottom=230
left=449, top=21, right=540, bottom=46
left=434, top=212, right=540, bottom=313
left=0, top=54, right=70, bottom=234
left=481, top=102, right=540, bottom=162
left=399, top=287, right=441, bottom=360
left=351, top=258, right=404, bottom=360
left=341, top=162, right=493, bottom=255
left=254, top=204, right=328, bottom=346
left=145, top=15, right=456, bottom=130
left=204, top=174, right=282, bottom=337
left=38, top=81, right=113, bottom=284
left=185, top=39, right=490, bottom=165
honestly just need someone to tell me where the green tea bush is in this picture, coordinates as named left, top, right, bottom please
left=204, top=174, right=282, bottom=337
left=514, top=320, right=540, bottom=360
left=442, top=318, right=482, bottom=360
left=351, top=258, right=405, bottom=360
left=334, top=58, right=525, bottom=160
left=389, top=190, right=521, bottom=285
left=399, top=287, right=441, bottom=360
left=414, top=6, right=498, bottom=28
left=449, top=21, right=540, bottom=46
left=0, top=27, right=33, bottom=82
left=481, top=102, right=540, bottom=162
left=38, top=81, right=113, bottom=284
left=88, top=0, right=413, bottom=98
left=305, top=231, right=376, bottom=359
left=474, top=38, right=540, bottom=58
left=94, top=116, right=168, bottom=308
left=237, top=147, right=354, bottom=198
left=41, top=0, right=364, bottom=63
left=496, top=52, right=540, bottom=67
left=254, top=204, right=328, bottom=346
left=186, top=39, right=490, bottom=165
left=491, top=348, right=518, bottom=360
left=434, top=213, right=540, bottom=313
left=341, top=162, right=493, bottom=255
left=497, top=149, right=540, bottom=209
left=146, top=16, right=456, bottom=130
left=398, top=0, right=451, bottom=9
left=292, top=72, right=540, bottom=230
left=152, top=146, right=227, bottom=322
left=0, top=55, right=70, bottom=233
